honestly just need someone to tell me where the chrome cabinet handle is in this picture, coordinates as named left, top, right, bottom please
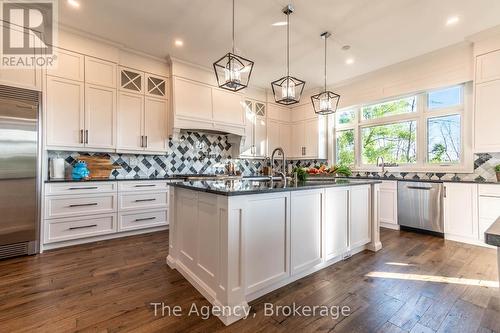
left=69, top=224, right=97, bottom=230
left=134, top=198, right=156, bottom=202
left=69, top=203, right=98, bottom=207
left=80, top=129, right=84, bottom=144
left=85, top=130, right=89, bottom=144
left=134, top=217, right=156, bottom=222
left=69, top=186, right=98, bottom=190
left=134, top=184, right=156, bottom=188
left=145, top=136, right=148, bottom=148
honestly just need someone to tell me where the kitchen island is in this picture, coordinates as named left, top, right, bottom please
left=167, top=178, right=382, bottom=325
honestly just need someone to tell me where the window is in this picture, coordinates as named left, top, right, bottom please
left=362, top=96, right=417, bottom=120
left=336, top=109, right=355, bottom=125
left=362, top=121, right=417, bottom=164
left=427, top=114, right=461, bottom=164
left=336, top=129, right=355, bottom=166
left=428, top=86, right=462, bottom=110
left=333, top=84, right=469, bottom=171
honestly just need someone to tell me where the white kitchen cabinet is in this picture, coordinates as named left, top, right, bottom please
left=144, top=96, right=168, bottom=152
left=212, top=89, right=244, bottom=126
left=145, top=73, right=168, bottom=98
left=478, top=185, right=500, bottom=242
left=117, top=91, right=144, bottom=151
left=85, top=84, right=116, bottom=149
left=324, top=187, right=349, bottom=260
left=45, top=213, right=116, bottom=244
left=289, top=117, right=326, bottom=159
left=45, top=76, right=85, bottom=148
left=278, top=123, right=291, bottom=156
left=291, top=122, right=305, bottom=158
left=444, top=183, right=478, bottom=242
left=476, top=50, right=500, bottom=84
left=267, top=119, right=280, bottom=154
left=48, top=48, right=85, bottom=81
left=474, top=80, right=500, bottom=152
left=119, top=67, right=144, bottom=94
left=118, top=209, right=168, bottom=231
left=290, top=190, right=323, bottom=274
left=85, top=57, right=116, bottom=88
left=244, top=193, right=290, bottom=295
left=173, top=77, right=212, bottom=121
left=378, top=181, right=398, bottom=229
left=350, top=185, right=371, bottom=249
left=0, top=22, right=42, bottom=90
left=304, top=119, right=319, bottom=158
left=240, top=100, right=267, bottom=158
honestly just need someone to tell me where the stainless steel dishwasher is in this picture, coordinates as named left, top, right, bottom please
left=397, top=181, right=444, bottom=235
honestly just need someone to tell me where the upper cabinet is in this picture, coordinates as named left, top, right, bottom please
left=45, top=50, right=168, bottom=154
left=0, top=22, right=42, bottom=91
left=239, top=99, right=267, bottom=158
left=474, top=48, right=500, bottom=152
left=171, top=76, right=245, bottom=136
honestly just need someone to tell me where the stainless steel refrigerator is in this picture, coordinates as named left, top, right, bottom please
left=0, top=85, right=40, bottom=259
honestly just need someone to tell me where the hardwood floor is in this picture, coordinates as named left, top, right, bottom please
left=0, top=229, right=498, bottom=333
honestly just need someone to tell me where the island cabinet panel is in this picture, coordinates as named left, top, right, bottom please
left=350, top=185, right=371, bottom=249
left=290, top=190, right=323, bottom=274
left=177, top=190, right=199, bottom=273
left=324, top=187, right=349, bottom=260
left=244, top=193, right=290, bottom=295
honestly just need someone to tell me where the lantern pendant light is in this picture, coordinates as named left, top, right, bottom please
left=213, top=0, right=254, bottom=92
left=311, top=32, right=340, bottom=115
left=271, top=4, right=305, bottom=105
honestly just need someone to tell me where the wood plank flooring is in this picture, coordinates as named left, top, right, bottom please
left=0, top=229, right=498, bottom=333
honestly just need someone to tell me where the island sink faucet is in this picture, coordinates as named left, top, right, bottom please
left=271, top=147, right=287, bottom=182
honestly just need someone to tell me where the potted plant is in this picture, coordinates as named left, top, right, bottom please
left=496, top=164, right=500, bottom=182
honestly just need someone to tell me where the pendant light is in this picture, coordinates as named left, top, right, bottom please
left=213, top=0, right=254, bottom=92
left=311, top=32, right=340, bottom=115
left=271, top=4, right=305, bottom=105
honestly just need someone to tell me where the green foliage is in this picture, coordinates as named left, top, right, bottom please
left=336, top=130, right=355, bottom=166
left=430, top=143, right=447, bottom=163
left=335, top=165, right=352, bottom=177
left=292, top=167, right=308, bottom=181
left=495, top=164, right=500, bottom=172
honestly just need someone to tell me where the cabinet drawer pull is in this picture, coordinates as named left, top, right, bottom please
left=134, top=217, right=156, bottom=222
left=134, top=198, right=156, bottom=202
left=134, top=184, right=156, bottom=188
left=85, top=130, right=89, bottom=144
left=68, top=203, right=98, bottom=207
left=80, top=129, right=84, bottom=144
left=68, top=186, right=98, bottom=190
left=68, top=224, right=97, bottom=230
left=406, top=186, right=432, bottom=190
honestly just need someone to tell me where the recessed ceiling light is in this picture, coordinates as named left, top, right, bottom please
left=346, top=58, right=355, bottom=65
left=67, top=0, right=80, bottom=8
left=446, top=16, right=459, bottom=26
left=174, top=39, right=184, bottom=47
left=272, top=21, right=288, bottom=26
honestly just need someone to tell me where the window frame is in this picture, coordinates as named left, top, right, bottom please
left=330, top=83, right=473, bottom=173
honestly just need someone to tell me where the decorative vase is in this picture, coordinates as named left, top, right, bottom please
left=496, top=172, right=500, bottom=182
left=72, top=161, right=90, bottom=180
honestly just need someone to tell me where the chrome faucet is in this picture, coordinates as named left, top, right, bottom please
left=376, top=156, right=386, bottom=176
left=271, top=147, right=287, bottom=182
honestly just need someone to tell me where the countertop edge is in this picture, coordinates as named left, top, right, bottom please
left=485, top=217, right=500, bottom=247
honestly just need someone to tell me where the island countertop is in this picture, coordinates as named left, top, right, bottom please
left=485, top=217, right=500, bottom=247
left=170, top=178, right=382, bottom=196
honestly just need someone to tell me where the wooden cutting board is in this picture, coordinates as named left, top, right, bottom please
left=77, top=155, right=120, bottom=179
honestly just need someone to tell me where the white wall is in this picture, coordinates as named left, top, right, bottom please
left=294, top=41, right=473, bottom=110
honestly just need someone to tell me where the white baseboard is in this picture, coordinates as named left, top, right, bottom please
left=380, top=223, right=400, bottom=230
left=444, top=234, right=495, bottom=249
left=42, top=226, right=169, bottom=251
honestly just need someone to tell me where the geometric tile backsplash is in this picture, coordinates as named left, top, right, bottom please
left=48, top=131, right=500, bottom=182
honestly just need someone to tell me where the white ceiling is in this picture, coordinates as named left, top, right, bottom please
left=59, top=0, right=500, bottom=89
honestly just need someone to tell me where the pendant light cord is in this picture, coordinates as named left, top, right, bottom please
left=232, top=0, right=235, bottom=54
left=324, top=35, right=327, bottom=91
left=286, top=10, right=290, bottom=78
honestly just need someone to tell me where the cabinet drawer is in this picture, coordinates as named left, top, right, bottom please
left=479, top=196, right=500, bottom=219
left=118, top=181, right=169, bottom=192
left=46, top=182, right=117, bottom=195
left=478, top=184, right=500, bottom=197
left=380, top=180, right=397, bottom=190
left=45, top=213, right=116, bottom=243
left=118, top=191, right=168, bottom=211
left=45, top=194, right=117, bottom=219
left=118, top=209, right=168, bottom=231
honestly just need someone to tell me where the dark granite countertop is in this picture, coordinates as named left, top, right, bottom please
left=170, top=178, right=382, bottom=196
left=485, top=217, right=500, bottom=247
left=45, top=175, right=188, bottom=183
left=338, top=176, right=500, bottom=185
